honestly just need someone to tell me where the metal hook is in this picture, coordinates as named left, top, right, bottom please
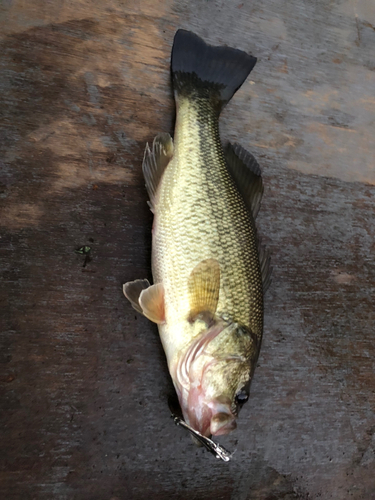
left=171, top=414, right=233, bottom=462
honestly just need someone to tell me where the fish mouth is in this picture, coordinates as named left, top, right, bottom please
left=183, top=390, right=237, bottom=437
left=172, top=322, right=237, bottom=437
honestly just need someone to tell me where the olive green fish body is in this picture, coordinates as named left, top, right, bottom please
left=153, top=96, right=263, bottom=367
left=123, top=30, right=270, bottom=438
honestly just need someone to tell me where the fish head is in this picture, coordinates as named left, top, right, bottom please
left=172, top=319, right=258, bottom=437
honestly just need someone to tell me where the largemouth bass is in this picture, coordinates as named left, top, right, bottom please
left=124, top=30, right=271, bottom=439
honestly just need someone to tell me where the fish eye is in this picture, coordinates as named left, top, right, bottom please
left=235, top=389, right=249, bottom=406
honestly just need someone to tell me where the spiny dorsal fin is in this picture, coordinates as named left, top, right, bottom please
left=258, top=240, right=272, bottom=294
left=139, top=283, right=165, bottom=324
left=224, top=142, right=263, bottom=218
left=142, top=133, right=174, bottom=211
left=123, top=279, right=151, bottom=314
left=188, top=259, right=220, bottom=322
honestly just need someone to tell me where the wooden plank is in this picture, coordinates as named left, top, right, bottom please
left=0, top=1, right=374, bottom=499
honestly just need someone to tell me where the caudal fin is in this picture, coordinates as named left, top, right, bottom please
left=171, top=30, right=256, bottom=109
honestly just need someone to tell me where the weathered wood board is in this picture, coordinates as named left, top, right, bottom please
left=1, top=1, right=374, bottom=499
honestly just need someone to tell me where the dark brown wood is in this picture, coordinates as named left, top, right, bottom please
left=1, top=1, right=374, bottom=499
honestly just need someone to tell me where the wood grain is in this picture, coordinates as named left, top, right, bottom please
left=1, top=1, right=374, bottom=499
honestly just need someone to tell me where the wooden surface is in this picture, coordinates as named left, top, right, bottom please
left=1, top=1, right=374, bottom=499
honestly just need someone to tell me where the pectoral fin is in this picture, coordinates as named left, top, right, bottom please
left=123, top=280, right=165, bottom=323
left=139, top=283, right=165, bottom=324
left=188, top=259, right=220, bottom=322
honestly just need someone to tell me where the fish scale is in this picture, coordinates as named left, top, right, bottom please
left=153, top=95, right=263, bottom=366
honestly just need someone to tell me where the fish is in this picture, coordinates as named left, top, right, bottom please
left=124, top=29, right=271, bottom=439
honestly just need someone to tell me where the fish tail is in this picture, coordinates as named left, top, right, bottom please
left=171, top=30, right=257, bottom=112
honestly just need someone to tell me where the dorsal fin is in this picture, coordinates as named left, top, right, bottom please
left=142, top=133, right=174, bottom=211
left=188, top=259, right=220, bottom=322
left=224, top=142, right=263, bottom=218
left=123, top=279, right=151, bottom=314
